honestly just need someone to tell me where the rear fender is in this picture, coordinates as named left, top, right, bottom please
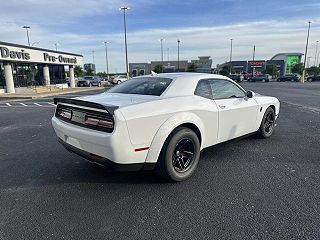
left=145, top=112, right=204, bottom=163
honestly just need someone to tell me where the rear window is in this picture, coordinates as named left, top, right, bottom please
left=108, top=77, right=172, bottom=96
left=84, top=76, right=94, bottom=80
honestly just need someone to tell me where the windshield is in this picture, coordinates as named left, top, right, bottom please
left=108, top=77, right=173, bottom=96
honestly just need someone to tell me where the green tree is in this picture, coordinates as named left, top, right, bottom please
left=187, top=63, right=197, bottom=72
left=306, top=66, right=320, bottom=76
left=219, top=64, right=232, bottom=76
left=153, top=64, right=164, bottom=73
left=74, top=66, right=84, bottom=77
left=291, top=63, right=304, bottom=75
left=85, top=68, right=94, bottom=76
left=265, top=64, right=278, bottom=77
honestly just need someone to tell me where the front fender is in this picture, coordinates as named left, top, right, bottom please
left=145, top=112, right=205, bottom=163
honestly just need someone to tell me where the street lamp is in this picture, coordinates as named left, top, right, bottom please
left=177, top=39, right=180, bottom=72
left=167, top=48, right=169, bottom=61
left=119, top=6, right=130, bottom=79
left=54, top=43, right=59, bottom=51
left=103, top=41, right=110, bottom=80
left=302, top=21, right=312, bottom=83
left=229, top=38, right=233, bottom=74
left=22, top=26, right=31, bottom=46
left=252, top=45, right=256, bottom=77
left=160, top=38, right=165, bottom=64
left=314, top=40, right=319, bottom=66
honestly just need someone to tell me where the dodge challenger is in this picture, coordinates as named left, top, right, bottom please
left=52, top=73, right=280, bottom=181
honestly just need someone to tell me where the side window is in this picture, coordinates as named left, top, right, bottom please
left=194, top=80, right=212, bottom=99
left=210, top=80, right=245, bottom=99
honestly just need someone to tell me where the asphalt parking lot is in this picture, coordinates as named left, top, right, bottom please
left=0, top=82, right=319, bottom=240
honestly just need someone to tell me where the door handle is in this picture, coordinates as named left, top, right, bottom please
left=219, top=104, right=226, bottom=109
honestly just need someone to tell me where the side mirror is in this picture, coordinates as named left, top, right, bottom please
left=246, top=91, right=255, bottom=98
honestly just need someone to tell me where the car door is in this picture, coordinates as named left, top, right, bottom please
left=194, top=79, right=219, bottom=147
left=209, top=79, right=259, bottom=143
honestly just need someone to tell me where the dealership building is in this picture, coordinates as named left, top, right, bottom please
left=217, top=53, right=303, bottom=76
left=0, top=41, right=83, bottom=93
left=129, top=56, right=213, bottom=77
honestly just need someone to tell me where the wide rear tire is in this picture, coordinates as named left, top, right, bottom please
left=156, top=127, right=200, bottom=182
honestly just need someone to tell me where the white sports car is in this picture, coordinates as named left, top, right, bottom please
left=52, top=73, right=280, bottom=181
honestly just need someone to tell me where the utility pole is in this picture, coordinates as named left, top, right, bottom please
left=252, top=45, right=256, bottom=77
left=177, top=39, right=180, bottom=72
left=314, top=40, right=319, bottom=66
left=229, top=38, right=233, bottom=74
left=120, top=6, right=130, bottom=78
left=22, top=26, right=31, bottom=46
left=302, top=21, right=312, bottom=83
left=104, top=41, right=110, bottom=79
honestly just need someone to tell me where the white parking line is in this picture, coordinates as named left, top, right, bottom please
left=20, top=103, right=27, bottom=106
left=47, top=102, right=56, bottom=106
left=6, top=103, right=12, bottom=106
left=33, top=103, right=42, bottom=106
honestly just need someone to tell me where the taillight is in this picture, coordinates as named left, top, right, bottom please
left=57, top=109, right=72, bottom=120
left=85, top=116, right=113, bottom=129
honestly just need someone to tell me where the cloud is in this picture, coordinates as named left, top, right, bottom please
left=0, top=1, right=320, bottom=72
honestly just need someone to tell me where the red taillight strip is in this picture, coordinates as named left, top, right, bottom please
left=134, top=147, right=150, bottom=152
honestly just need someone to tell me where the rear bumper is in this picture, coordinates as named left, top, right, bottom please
left=58, top=138, right=155, bottom=171
left=52, top=116, right=152, bottom=169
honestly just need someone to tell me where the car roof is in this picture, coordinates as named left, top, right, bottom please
left=132, top=72, right=241, bottom=98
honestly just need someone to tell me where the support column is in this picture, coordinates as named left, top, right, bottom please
left=43, top=65, right=50, bottom=86
left=69, top=65, right=75, bottom=88
left=4, top=62, right=15, bottom=94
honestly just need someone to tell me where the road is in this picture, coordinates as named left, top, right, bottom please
left=0, top=82, right=319, bottom=239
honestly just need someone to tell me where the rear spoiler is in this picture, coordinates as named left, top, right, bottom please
left=53, top=97, right=119, bottom=114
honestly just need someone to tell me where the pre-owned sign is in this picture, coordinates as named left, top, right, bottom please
left=0, top=43, right=83, bottom=66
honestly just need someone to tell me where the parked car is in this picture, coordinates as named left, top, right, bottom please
left=77, top=76, right=102, bottom=87
left=248, top=74, right=271, bottom=82
left=112, top=75, right=128, bottom=84
left=277, top=74, right=300, bottom=82
left=306, top=75, right=320, bottom=82
left=228, top=74, right=244, bottom=82
left=52, top=73, right=280, bottom=182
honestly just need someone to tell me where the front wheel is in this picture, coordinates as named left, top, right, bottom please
left=256, top=107, right=276, bottom=138
left=156, top=127, right=200, bottom=182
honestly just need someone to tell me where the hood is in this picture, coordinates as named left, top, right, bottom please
left=75, top=93, right=159, bottom=108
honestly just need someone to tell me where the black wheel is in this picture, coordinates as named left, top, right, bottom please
left=307, top=78, right=313, bottom=82
left=117, top=80, right=122, bottom=85
left=156, top=127, right=200, bottom=182
left=256, top=107, right=276, bottom=138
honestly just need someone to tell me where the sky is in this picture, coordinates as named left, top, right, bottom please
left=1, top=0, right=320, bottom=73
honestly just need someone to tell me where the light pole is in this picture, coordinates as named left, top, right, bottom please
left=167, top=48, right=169, bottom=61
left=120, top=6, right=130, bottom=79
left=103, top=41, right=110, bottom=80
left=302, top=21, right=312, bottom=83
left=229, top=38, right=233, bottom=74
left=54, top=43, right=59, bottom=51
left=92, top=50, right=95, bottom=64
left=307, top=56, right=312, bottom=68
left=22, top=26, right=31, bottom=46
left=160, top=38, right=165, bottom=64
left=177, top=39, right=180, bottom=72
left=314, top=40, right=319, bottom=66
left=252, top=45, right=256, bottom=77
